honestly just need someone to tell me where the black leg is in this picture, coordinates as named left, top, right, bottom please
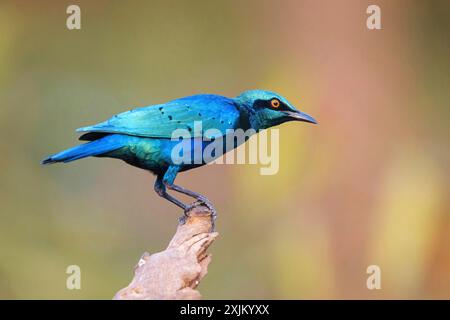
left=163, top=182, right=217, bottom=230
left=154, top=178, right=188, bottom=211
left=166, top=183, right=210, bottom=203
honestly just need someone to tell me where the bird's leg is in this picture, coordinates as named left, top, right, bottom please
left=163, top=182, right=217, bottom=230
left=154, top=178, right=190, bottom=224
left=159, top=165, right=217, bottom=230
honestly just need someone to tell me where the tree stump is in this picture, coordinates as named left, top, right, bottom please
left=113, top=205, right=218, bottom=300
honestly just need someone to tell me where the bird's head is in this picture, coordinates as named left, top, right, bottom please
left=235, top=90, right=317, bottom=130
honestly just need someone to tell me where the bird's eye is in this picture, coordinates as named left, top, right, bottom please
left=270, top=99, right=280, bottom=108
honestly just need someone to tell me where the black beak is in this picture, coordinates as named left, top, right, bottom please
left=283, top=110, right=317, bottom=124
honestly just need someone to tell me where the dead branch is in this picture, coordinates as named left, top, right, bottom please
left=113, top=205, right=218, bottom=300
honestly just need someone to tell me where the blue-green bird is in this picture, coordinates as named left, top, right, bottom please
left=42, top=90, right=316, bottom=226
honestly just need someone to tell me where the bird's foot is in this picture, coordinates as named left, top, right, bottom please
left=197, top=198, right=217, bottom=232
left=178, top=213, right=188, bottom=225
left=202, top=201, right=217, bottom=232
left=178, top=201, right=202, bottom=225
left=180, top=199, right=217, bottom=232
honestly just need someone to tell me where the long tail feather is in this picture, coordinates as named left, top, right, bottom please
left=41, top=135, right=124, bottom=165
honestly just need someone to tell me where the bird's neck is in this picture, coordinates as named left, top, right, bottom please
left=232, top=99, right=258, bottom=130
left=233, top=102, right=253, bottom=131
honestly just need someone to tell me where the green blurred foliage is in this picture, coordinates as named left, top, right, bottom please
left=0, top=0, right=448, bottom=299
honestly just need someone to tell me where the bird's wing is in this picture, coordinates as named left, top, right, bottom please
left=76, top=95, right=240, bottom=139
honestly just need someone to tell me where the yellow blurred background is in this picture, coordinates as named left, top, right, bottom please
left=0, top=0, right=448, bottom=299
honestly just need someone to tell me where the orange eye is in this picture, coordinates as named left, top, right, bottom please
left=271, top=99, right=280, bottom=108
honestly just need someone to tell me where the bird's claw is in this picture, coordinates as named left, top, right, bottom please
left=178, top=214, right=188, bottom=225
left=180, top=199, right=217, bottom=231
left=198, top=199, right=217, bottom=232
left=179, top=201, right=202, bottom=225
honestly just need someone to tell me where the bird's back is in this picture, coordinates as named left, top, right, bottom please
left=77, top=94, right=242, bottom=140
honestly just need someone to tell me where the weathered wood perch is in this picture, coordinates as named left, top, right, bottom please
left=113, top=205, right=218, bottom=300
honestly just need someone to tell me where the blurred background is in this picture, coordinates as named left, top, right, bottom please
left=0, top=0, right=448, bottom=299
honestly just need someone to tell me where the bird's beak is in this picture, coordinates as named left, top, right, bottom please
left=283, top=110, right=317, bottom=124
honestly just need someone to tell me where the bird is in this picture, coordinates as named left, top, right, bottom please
left=42, top=90, right=316, bottom=227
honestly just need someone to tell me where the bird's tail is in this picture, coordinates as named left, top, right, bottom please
left=41, top=135, right=124, bottom=165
